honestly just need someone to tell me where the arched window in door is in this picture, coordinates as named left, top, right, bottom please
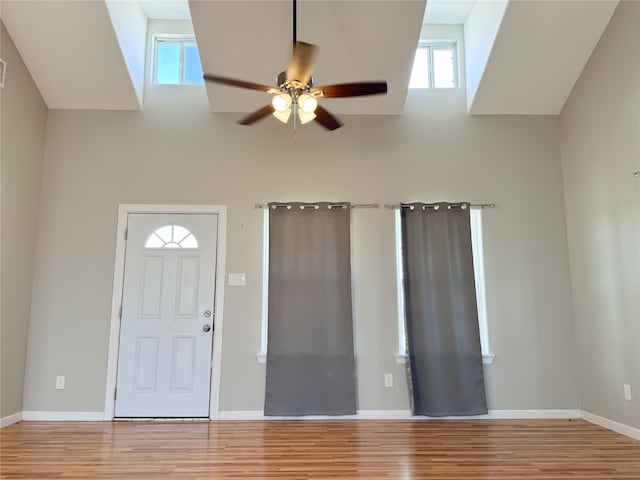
left=143, top=224, right=199, bottom=249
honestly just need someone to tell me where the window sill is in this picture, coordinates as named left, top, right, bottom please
left=260, top=352, right=495, bottom=365
left=395, top=353, right=495, bottom=365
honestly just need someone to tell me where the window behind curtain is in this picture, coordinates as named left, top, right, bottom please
left=264, top=203, right=356, bottom=416
left=395, top=208, right=493, bottom=363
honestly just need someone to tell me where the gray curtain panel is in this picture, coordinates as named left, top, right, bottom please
left=401, top=202, right=487, bottom=416
left=264, top=202, right=356, bottom=416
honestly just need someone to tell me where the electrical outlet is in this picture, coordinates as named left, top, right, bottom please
left=624, top=384, right=632, bottom=401
left=56, top=376, right=65, bottom=390
left=384, top=373, right=393, bottom=388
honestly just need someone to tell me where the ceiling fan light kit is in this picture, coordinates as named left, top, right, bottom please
left=270, top=89, right=317, bottom=125
left=272, top=93, right=292, bottom=123
left=299, top=94, right=318, bottom=114
left=203, top=0, right=388, bottom=131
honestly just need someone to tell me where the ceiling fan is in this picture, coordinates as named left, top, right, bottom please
left=203, top=0, right=388, bottom=131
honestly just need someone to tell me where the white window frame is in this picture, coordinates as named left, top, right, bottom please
left=394, top=208, right=494, bottom=365
left=410, top=40, right=459, bottom=89
left=258, top=208, right=493, bottom=365
left=152, top=34, right=202, bottom=85
left=257, top=209, right=269, bottom=363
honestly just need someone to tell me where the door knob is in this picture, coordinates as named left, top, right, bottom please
left=203, top=324, right=212, bottom=333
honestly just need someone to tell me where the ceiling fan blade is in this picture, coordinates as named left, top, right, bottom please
left=311, top=81, right=388, bottom=98
left=203, top=74, right=279, bottom=94
left=238, top=104, right=276, bottom=126
left=314, top=105, right=342, bottom=131
left=286, top=41, right=317, bottom=88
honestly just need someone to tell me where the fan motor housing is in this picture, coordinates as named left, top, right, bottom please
left=276, top=71, right=313, bottom=92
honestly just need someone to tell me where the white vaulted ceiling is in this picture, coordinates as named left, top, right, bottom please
left=138, top=0, right=190, bottom=20
left=467, top=0, right=619, bottom=114
left=424, top=0, right=477, bottom=23
left=1, top=0, right=144, bottom=110
left=0, top=0, right=622, bottom=115
left=191, top=0, right=426, bottom=114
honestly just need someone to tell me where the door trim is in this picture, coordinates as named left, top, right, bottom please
left=103, top=204, right=227, bottom=421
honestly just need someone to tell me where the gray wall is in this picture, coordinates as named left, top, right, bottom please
left=22, top=79, right=579, bottom=413
left=0, top=23, right=48, bottom=418
left=560, top=1, right=640, bottom=429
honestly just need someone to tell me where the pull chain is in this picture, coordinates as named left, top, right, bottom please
left=293, top=107, right=297, bottom=143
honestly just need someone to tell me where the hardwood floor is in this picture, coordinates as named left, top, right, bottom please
left=1, top=420, right=639, bottom=479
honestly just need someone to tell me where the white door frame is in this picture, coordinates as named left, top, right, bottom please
left=104, top=204, right=227, bottom=420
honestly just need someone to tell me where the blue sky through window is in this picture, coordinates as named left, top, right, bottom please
left=156, top=42, right=180, bottom=84
left=185, top=45, right=204, bottom=84
left=155, top=39, right=204, bottom=85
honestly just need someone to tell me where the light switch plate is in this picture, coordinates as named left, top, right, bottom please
left=228, top=273, right=246, bottom=286
left=0, top=59, right=5, bottom=88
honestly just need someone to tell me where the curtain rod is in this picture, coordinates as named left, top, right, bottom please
left=255, top=203, right=379, bottom=209
left=384, top=203, right=496, bottom=209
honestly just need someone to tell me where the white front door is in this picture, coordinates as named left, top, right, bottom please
left=115, top=213, right=218, bottom=417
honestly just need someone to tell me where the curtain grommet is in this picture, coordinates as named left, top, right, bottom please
left=434, top=205, right=440, bottom=210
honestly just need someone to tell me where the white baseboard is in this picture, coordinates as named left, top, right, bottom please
left=218, top=411, right=359, bottom=420
left=21, top=411, right=105, bottom=421
left=12, top=409, right=639, bottom=443
left=218, top=409, right=581, bottom=421
left=218, top=410, right=413, bottom=421
left=1, top=411, right=23, bottom=428
left=357, top=410, right=413, bottom=420
left=581, top=410, right=640, bottom=441
left=216, top=410, right=263, bottom=420
left=15, top=409, right=584, bottom=423
left=481, top=409, right=581, bottom=420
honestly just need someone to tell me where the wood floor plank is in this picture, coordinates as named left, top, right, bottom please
left=1, top=420, right=638, bottom=479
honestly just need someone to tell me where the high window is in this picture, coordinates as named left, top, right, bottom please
left=409, top=41, right=458, bottom=88
left=153, top=36, right=204, bottom=85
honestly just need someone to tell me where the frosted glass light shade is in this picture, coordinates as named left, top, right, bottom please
left=298, top=94, right=318, bottom=114
left=273, top=108, right=292, bottom=123
left=272, top=93, right=292, bottom=112
left=298, top=109, right=316, bottom=124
